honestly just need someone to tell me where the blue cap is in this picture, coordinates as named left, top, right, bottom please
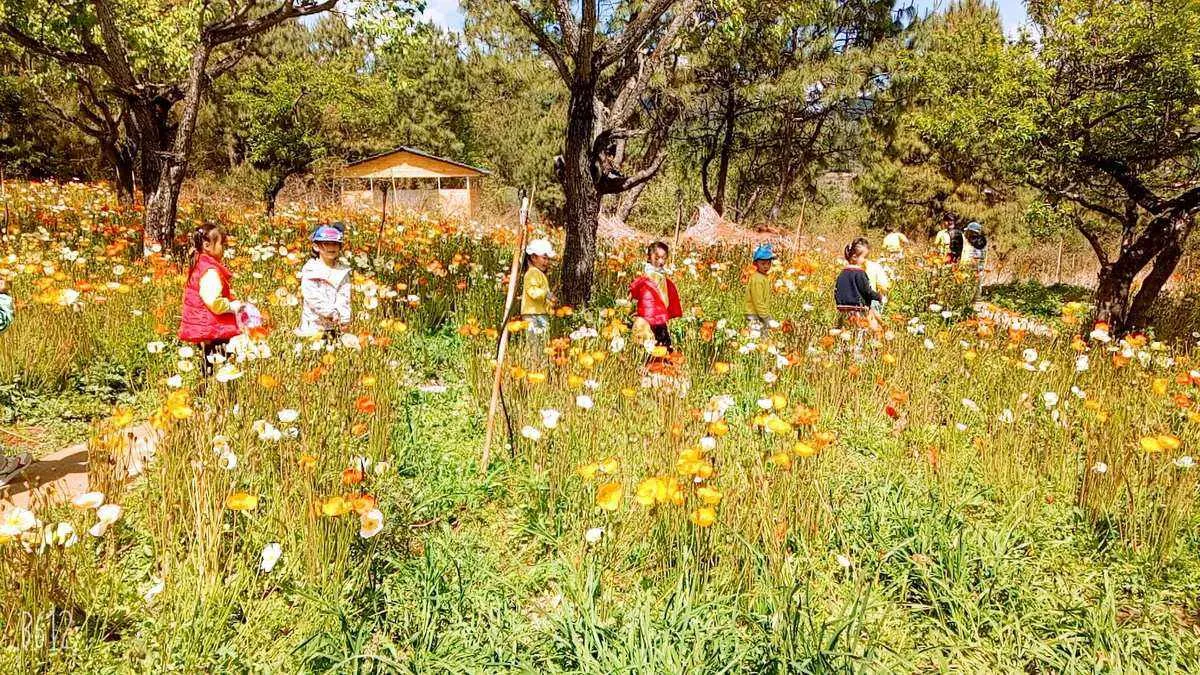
left=312, top=225, right=344, bottom=243
left=752, top=243, right=776, bottom=261
left=966, top=222, right=983, bottom=233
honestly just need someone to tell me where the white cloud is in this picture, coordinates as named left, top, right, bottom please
left=422, top=0, right=465, bottom=32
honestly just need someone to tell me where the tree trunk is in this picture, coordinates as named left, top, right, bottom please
left=559, top=83, right=602, bottom=308
left=100, top=140, right=136, bottom=206
left=768, top=163, right=798, bottom=222
left=1125, top=213, right=1194, bottom=331
left=1092, top=261, right=1137, bottom=332
left=143, top=45, right=212, bottom=252
left=265, top=171, right=287, bottom=217
left=712, top=90, right=736, bottom=215
left=614, top=180, right=647, bottom=223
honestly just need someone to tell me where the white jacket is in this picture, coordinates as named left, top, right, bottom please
left=300, top=259, right=351, bottom=331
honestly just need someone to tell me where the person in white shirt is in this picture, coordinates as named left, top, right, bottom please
left=864, top=255, right=892, bottom=313
left=881, top=228, right=909, bottom=257
left=300, top=224, right=351, bottom=339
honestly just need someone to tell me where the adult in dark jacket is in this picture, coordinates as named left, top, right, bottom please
left=947, top=222, right=964, bottom=264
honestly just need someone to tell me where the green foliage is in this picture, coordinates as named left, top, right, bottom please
left=985, top=281, right=1091, bottom=319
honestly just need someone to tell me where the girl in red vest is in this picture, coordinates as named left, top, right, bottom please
left=630, top=241, right=682, bottom=350
left=179, top=223, right=242, bottom=375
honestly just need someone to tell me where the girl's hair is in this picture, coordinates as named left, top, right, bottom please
left=190, top=223, right=225, bottom=272
left=647, top=241, right=669, bottom=258
left=844, top=237, right=870, bottom=263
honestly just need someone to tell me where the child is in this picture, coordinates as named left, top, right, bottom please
left=963, top=221, right=988, bottom=296
left=834, top=238, right=883, bottom=330
left=744, top=243, right=776, bottom=331
left=0, top=277, right=30, bottom=488
left=933, top=216, right=953, bottom=258
left=0, top=277, right=11, bottom=334
left=300, top=224, right=352, bottom=339
left=881, top=227, right=909, bottom=257
left=864, top=252, right=892, bottom=313
left=179, top=223, right=243, bottom=375
left=520, top=238, right=556, bottom=335
left=630, top=241, right=682, bottom=349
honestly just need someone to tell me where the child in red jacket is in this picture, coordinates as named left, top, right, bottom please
left=179, top=223, right=242, bottom=375
left=630, top=241, right=682, bottom=349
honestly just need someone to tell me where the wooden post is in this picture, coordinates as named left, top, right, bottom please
left=1055, top=237, right=1064, bottom=284
left=481, top=190, right=530, bottom=472
left=374, top=179, right=389, bottom=257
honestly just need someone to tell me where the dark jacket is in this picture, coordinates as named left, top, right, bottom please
left=834, top=267, right=881, bottom=308
left=948, top=229, right=964, bottom=260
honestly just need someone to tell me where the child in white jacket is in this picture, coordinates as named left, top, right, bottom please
left=300, top=224, right=351, bottom=338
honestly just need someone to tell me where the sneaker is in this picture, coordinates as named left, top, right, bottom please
left=0, top=452, right=32, bottom=489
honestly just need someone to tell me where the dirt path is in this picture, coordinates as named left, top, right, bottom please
left=1, top=424, right=158, bottom=511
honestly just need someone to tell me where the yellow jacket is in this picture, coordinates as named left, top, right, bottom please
left=521, top=266, right=550, bottom=315
left=743, top=271, right=772, bottom=316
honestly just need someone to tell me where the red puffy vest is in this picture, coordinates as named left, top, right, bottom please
left=178, top=253, right=240, bottom=344
left=630, top=274, right=682, bottom=327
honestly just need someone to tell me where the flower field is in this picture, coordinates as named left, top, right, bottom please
left=2, top=181, right=1200, bottom=671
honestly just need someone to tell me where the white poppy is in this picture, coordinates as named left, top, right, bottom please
left=359, top=509, right=384, bottom=538
left=71, top=491, right=105, bottom=510
left=260, top=542, right=283, bottom=572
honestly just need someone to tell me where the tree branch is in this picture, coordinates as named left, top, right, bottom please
left=0, top=24, right=102, bottom=67
left=504, top=0, right=572, bottom=83
left=1163, top=185, right=1200, bottom=215
left=550, top=0, right=579, bottom=55
left=596, top=0, right=685, bottom=70
left=206, top=0, right=339, bottom=46
left=1083, top=155, right=1166, bottom=214
left=1072, top=220, right=1110, bottom=268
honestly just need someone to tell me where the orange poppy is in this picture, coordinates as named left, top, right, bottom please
left=355, top=395, right=376, bottom=414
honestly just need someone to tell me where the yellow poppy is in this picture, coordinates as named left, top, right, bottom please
left=696, top=486, right=722, bottom=506
left=636, top=477, right=663, bottom=506
left=320, top=496, right=352, bottom=517
left=689, top=507, right=716, bottom=527
left=577, top=463, right=600, bottom=480
left=1157, top=434, right=1181, bottom=451
left=793, top=441, right=817, bottom=458
left=1140, top=437, right=1163, bottom=453
left=225, top=492, right=258, bottom=511
left=596, top=483, right=623, bottom=511
left=1152, top=379, right=1169, bottom=396
left=770, top=451, right=792, bottom=470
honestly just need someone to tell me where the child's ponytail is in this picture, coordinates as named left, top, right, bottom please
left=189, top=223, right=225, bottom=273
left=843, top=237, right=870, bottom=263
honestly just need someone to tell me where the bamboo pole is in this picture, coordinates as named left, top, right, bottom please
left=481, top=190, right=530, bottom=472
left=794, top=195, right=808, bottom=250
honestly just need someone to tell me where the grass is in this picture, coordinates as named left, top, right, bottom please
left=1, top=181, right=1199, bottom=672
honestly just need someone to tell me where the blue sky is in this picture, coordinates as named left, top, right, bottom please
left=420, top=0, right=1031, bottom=35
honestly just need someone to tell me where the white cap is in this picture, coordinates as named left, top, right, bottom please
left=525, top=238, right=556, bottom=258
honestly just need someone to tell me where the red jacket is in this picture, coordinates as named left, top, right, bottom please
left=179, top=253, right=240, bottom=344
left=630, top=274, right=682, bottom=327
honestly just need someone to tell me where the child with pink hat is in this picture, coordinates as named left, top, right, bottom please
left=300, top=223, right=352, bottom=340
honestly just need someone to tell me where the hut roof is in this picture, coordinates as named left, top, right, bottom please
left=342, top=147, right=491, bottom=179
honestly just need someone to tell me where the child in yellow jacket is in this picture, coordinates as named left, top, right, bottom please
left=744, top=244, right=776, bottom=332
left=521, top=238, right=556, bottom=335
